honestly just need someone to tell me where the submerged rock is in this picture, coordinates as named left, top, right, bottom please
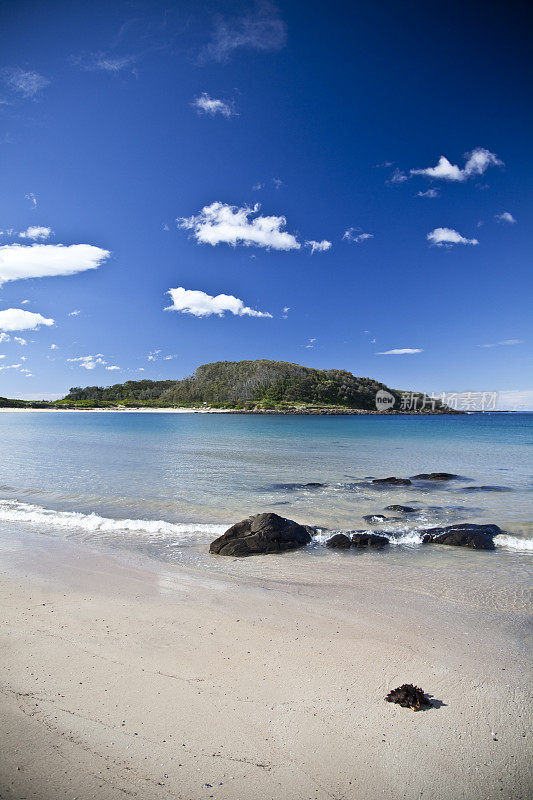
left=385, top=684, right=432, bottom=711
left=351, top=532, right=390, bottom=547
left=463, top=485, right=512, bottom=493
left=421, top=523, right=501, bottom=550
left=371, top=477, right=412, bottom=486
left=326, top=533, right=352, bottom=549
left=210, top=513, right=312, bottom=557
left=385, top=505, right=416, bottom=513
left=362, top=513, right=389, bottom=523
left=411, top=472, right=459, bottom=481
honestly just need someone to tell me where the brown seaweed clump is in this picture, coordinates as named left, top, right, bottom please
left=385, top=684, right=432, bottom=711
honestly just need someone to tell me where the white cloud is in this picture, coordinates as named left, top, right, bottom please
left=19, top=226, right=53, bottom=240
left=0, top=333, right=10, bottom=343
left=201, top=0, right=287, bottom=63
left=496, top=390, right=533, bottom=411
left=25, top=193, right=37, bottom=208
left=192, top=93, right=235, bottom=118
left=376, top=348, right=423, bottom=355
left=343, top=228, right=373, bottom=244
left=479, top=339, right=524, bottom=348
left=495, top=212, right=517, bottom=224
left=282, top=306, right=290, bottom=318
left=165, top=287, right=272, bottom=318
left=67, top=354, right=107, bottom=370
left=13, top=336, right=27, bottom=345
left=416, top=188, right=439, bottom=198
left=411, top=148, right=503, bottom=182
left=306, top=239, right=332, bottom=254
left=388, top=168, right=408, bottom=184
left=177, top=202, right=300, bottom=250
left=305, top=337, right=316, bottom=349
left=0, top=243, right=109, bottom=286
left=252, top=182, right=265, bottom=191
left=163, top=354, right=178, bottom=360
left=0, top=308, right=54, bottom=332
left=50, top=343, right=58, bottom=350
left=2, top=68, right=50, bottom=98
left=427, top=228, right=478, bottom=247
left=72, top=52, right=136, bottom=74
left=21, top=299, right=30, bottom=304
left=148, top=349, right=161, bottom=361
left=272, top=177, right=284, bottom=190
left=106, top=365, right=120, bottom=371
left=68, top=309, right=81, bottom=316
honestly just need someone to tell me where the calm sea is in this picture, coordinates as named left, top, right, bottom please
left=0, top=411, right=532, bottom=609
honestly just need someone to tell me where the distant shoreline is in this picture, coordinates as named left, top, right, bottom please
left=0, top=406, right=486, bottom=415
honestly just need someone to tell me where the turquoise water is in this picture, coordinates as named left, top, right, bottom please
left=0, top=412, right=532, bottom=583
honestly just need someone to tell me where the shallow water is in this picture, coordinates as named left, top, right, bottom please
left=0, top=411, right=532, bottom=612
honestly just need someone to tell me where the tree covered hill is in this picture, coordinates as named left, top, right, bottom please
left=61, top=359, right=446, bottom=411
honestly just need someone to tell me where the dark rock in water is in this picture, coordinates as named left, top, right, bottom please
left=362, top=514, right=388, bottom=523
left=385, top=684, right=431, bottom=711
left=304, top=482, right=325, bottom=488
left=326, top=533, right=352, bottom=549
left=267, top=482, right=325, bottom=491
left=385, top=505, right=416, bottom=513
left=210, top=513, right=312, bottom=557
left=351, top=532, right=390, bottom=547
left=463, top=485, right=512, bottom=493
left=371, top=477, right=411, bottom=486
left=411, top=472, right=459, bottom=480
left=421, top=523, right=501, bottom=550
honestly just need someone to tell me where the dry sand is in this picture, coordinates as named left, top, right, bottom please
left=0, top=408, right=230, bottom=414
left=1, top=529, right=531, bottom=800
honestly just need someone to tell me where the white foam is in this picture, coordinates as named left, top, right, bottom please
left=0, top=499, right=226, bottom=541
left=494, top=534, right=533, bottom=552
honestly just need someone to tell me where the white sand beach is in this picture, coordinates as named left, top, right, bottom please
left=1, top=527, right=531, bottom=800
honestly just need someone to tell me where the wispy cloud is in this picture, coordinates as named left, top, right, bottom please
left=67, top=354, right=118, bottom=370
left=0, top=308, right=54, bottom=332
left=272, top=177, right=284, bottom=190
left=343, top=228, right=373, bottom=244
left=200, top=0, right=287, bottom=63
left=0, top=243, right=109, bottom=286
left=25, top=192, right=37, bottom=208
left=376, top=348, right=423, bottom=355
left=50, top=344, right=58, bottom=350
left=18, top=226, right=53, bottom=240
left=387, top=168, right=408, bottom=184
left=71, top=52, right=137, bottom=75
left=306, top=239, right=332, bottom=254
left=68, top=309, right=81, bottom=317
left=479, top=339, right=524, bottom=348
left=13, top=337, right=27, bottom=345
left=192, top=93, right=235, bottom=118
left=165, top=287, right=272, bottom=318
left=282, top=306, right=290, bottom=319
left=305, top=337, right=316, bottom=349
left=411, top=148, right=503, bottom=182
left=177, top=202, right=300, bottom=250
left=2, top=68, right=50, bottom=98
left=427, top=228, right=478, bottom=247
left=416, top=188, right=439, bottom=198
left=495, top=211, right=517, bottom=224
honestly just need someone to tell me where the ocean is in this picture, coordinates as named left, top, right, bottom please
left=1, top=410, right=532, bottom=612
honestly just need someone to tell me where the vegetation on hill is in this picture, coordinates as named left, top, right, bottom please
left=60, top=359, right=449, bottom=412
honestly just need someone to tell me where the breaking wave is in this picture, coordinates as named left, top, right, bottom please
left=0, top=499, right=226, bottom=542
left=0, top=499, right=532, bottom=553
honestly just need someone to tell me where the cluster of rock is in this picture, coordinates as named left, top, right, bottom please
left=209, top=472, right=504, bottom=556
left=209, top=514, right=502, bottom=556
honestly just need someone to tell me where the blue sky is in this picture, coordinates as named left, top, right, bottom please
left=1, top=0, right=532, bottom=407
